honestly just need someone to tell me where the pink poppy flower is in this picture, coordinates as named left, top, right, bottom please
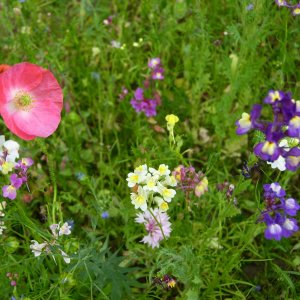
left=0, top=62, right=63, bottom=140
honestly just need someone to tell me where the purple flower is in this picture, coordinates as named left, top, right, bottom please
left=15, top=157, right=34, bottom=171
left=101, top=211, right=109, bottom=219
left=130, top=88, right=158, bottom=117
left=254, top=140, right=281, bottom=161
left=274, top=0, right=288, bottom=7
left=263, top=182, right=286, bottom=198
left=282, top=198, right=300, bottom=216
left=285, top=147, right=300, bottom=171
left=292, top=4, right=300, bottom=16
left=135, top=208, right=171, bottom=248
left=246, top=4, right=254, bottom=11
left=236, top=104, right=262, bottom=135
left=134, top=88, right=144, bottom=101
left=2, top=174, right=23, bottom=200
left=282, top=218, right=299, bottom=237
left=263, top=214, right=283, bottom=240
left=152, top=68, right=164, bottom=80
left=287, top=116, right=300, bottom=138
left=141, top=99, right=157, bottom=117
left=264, top=90, right=285, bottom=104
left=148, top=58, right=161, bottom=69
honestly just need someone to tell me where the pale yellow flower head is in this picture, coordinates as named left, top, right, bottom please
left=165, top=114, right=179, bottom=127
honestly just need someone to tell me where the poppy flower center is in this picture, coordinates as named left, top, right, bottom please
left=14, top=92, right=34, bottom=111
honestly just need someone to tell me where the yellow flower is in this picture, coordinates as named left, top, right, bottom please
left=165, top=114, right=179, bottom=127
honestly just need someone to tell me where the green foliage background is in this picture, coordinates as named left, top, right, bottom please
left=0, top=0, right=300, bottom=299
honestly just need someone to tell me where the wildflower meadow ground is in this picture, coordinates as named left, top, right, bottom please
left=1, top=0, right=300, bottom=299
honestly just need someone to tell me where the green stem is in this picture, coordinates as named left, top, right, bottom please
left=148, top=208, right=166, bottom=240
left=36, top=138, right=58, bottom=224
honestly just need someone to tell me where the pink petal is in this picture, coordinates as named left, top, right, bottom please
left=30, top=68, right=63, bottom=110
left=0, top=63, right=43, bottom=100
left=0, top=103, right=36, bottom=140
left=13, top=101, right=61, bottom=138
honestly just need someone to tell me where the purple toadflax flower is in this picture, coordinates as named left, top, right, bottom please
left=259, top=182, right=300, bottom=240
left=292, top=4, right=300, bottom=16
left=274, top=0, right=288, bottom=7
left=148, top=58, right=161, bottom=69
left=2, top=174, right=23, bottom=200
left=152, top=68, right=164, bottom=80
left=236, top=104, right=262, bottom=135
left=135, top=208, right=171, bottom=248
left=236, top=90, right=300, bottom=171
left=130, top=88, right=158, bottom=117
left=130, top=58, right=164, bottom=117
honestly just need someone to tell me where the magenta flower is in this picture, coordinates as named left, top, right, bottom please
left=135, top=208, right=171, bottom=248
left=152, top=68, right=164, bottom=80
left=130, top=88, right=158, bottom=117
left=148, top=58, right=161, bottom=69
left=2, top=174, right=23, bottom=200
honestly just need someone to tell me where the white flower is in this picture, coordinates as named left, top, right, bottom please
left=162, top=175, right=177, bottom=187
left=50, top=224, right=59, bottom=237
left=30, top=240, right=48, bottom=257
left=134, top=164, right=148, bottom=176
left=59, top=222, right=72, bottom=236
left=59, top=249, right=71, bottom=264
left=126, top=171, right=146, bottom=187
left=267, top=139, right=289, bottom=171
left=144, top=174, right=159, bottom=192
left=130, top=186, right=148, bottom=211
left=111, top=40, right=121, bottom=48
left=267, top=155, right=286, bottom=171
left=157, top=183, right=176, bottom=202
left=149, top=164, right=171, bottom=176
left=3, top=140, right=20, bottom=162
left=0, top=201, right=6, bottom=217
left=154, top=196, right=169, bottom=212
left=0, top=221, right=6, bottom=235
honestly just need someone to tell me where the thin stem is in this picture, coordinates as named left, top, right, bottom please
left=148, top=208, right=166, bottom=240
left=36, top=138, right=58, bottom=224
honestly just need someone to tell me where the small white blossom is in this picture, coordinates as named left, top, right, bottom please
left=144, top=174, right=159, bottom=192
left=126, top=172, right=146, bottom=187
left=50, top=224, right=59, bottom=237
left=30, top=240, right=48, bottom=257
left=60, top=249, right=71, bottom=264
left=157, top=183, right=176, bottom=202
left=134, top=164, right=148, bottom=176
left=59, top=222, right=72, bottom=236
left=163, top=175, right=177, bottom=187
left=130, top=186, right=148, bottom=211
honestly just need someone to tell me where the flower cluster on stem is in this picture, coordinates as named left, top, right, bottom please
left=127, top=164, right=176, bottom=248
left=130, top=58, right=164, bottom=117
left=30, top=221, right=72, bottom=263
left=259, top=182, right=300, bottom=240
left=173, top=165, right=208, bottom=202
left=236, top=90, right=300, bottom=171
